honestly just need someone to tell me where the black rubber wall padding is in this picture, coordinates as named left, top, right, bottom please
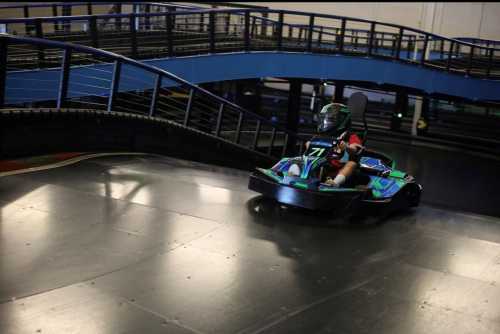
left=0, top=109, right=275, bottom=171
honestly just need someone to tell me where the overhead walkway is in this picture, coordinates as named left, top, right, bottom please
left=1, top=6, right=500, bottom=102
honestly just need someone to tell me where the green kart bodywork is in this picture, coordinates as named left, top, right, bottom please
left=248, top=138, right=422, bottom=213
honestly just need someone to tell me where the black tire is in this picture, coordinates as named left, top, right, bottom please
left=390, top=183, right=421, bottom=212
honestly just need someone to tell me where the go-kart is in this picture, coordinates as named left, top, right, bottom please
left=247, top=93, right=422, bottom=215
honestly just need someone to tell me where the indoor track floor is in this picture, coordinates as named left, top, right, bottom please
left=1, top=154, right=500, bottom=334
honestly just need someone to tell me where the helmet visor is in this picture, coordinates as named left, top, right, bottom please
left=317, top=114, right=338, bottom=133
left=317, top=103, right=348, bottom=134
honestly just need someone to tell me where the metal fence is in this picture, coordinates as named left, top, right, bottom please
left=0, top=2, right=201, bottom=20
left=0, top=34, right=305, bottom=159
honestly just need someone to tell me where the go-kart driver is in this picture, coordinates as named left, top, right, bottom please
left=306, top=102, right=364, bottom=188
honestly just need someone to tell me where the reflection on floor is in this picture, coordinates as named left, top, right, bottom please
left=0, top=154, right=499, bottom=334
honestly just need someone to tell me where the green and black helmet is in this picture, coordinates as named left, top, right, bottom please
left=317, top=103, right=351, bottom=136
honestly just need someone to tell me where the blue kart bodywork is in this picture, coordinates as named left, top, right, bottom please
left=248, top=137, right=422, bottom=214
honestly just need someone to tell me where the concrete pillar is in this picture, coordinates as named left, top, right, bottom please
left=286, top=79, right=302, bottom=155
left=234, top=80, right=245, bottom=106
left=310, top=84, right=319, bottom=113
left=333, top=81, right=345, bottom=103
left=431, top=98, right=439, bottom=120
left=417, top=97, right=430, bottom=135
left=255, top=79, right=263, bottom=117
left=235, top=79, right=263, bottom=116
left=319, top=82, right=327, bottom=107
left=391, top=91, right=408, bottom=131
left=412, top=97, right=422, bottom=136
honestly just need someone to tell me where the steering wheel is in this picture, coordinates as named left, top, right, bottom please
left=351, top=144, right=365, bottom=156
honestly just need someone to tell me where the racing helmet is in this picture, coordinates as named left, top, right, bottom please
left=317, top=103, right=352, bottom=136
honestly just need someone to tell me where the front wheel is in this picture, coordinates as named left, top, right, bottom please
left=389, top=183, right=422, bottom=213
left=405, top=183, right=422, bottom=207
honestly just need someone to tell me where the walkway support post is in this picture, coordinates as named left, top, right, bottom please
left=89, top=16, right=98, bottom=49
left=277, top=11, right=283, bottom=50
left=214, top=103, right=224, bottom=137
left=129, top=13, right=138, bottom=58
left=52, top=4, right=59, bottom=32
left=244, top=11, right=250, bottom=51
left=149, top=74, right=162, bottom=117
left=334, top=82, right=345, bottom=103
left=252, top=120, right=261, bottom=150
left=209, top=11, right=215, bottom=53
left=395, top=27, right=403, bottom=60
left=307, top=15, right=314, bottom=52
left=224, top=12, right=230, bottom=35
left=23, top=6, right=31, bottom=35
left=412, top=96, right=430, bottom=136
left=144, top=4, right=151, bottom=30
left=338, top=18, right=346, bottom=53
left=390, top=90, right=408, bottom=131
left=0, top=38, right=7, bottom=108
left=412, top=97, right=422, bottom=136
left=261, top=12, right=268, bottom=37
left=486, top=48, right=493, bottom=78
left=367, top=22, right=375, bottom=56
left=417, top=97, right=430, bottom=135
left=421, top=35, right=429, bottom=65
left=447, top=41, right=454, bottom=71
left=115, top=4, right=122, bottom=31
left=166, top=12, right=173, bottom=57
left=57, top=48, right=72, bottom=109
left=107, top=60, right=121, bottom=112
left=235, top=112, right=243, bottom=144
left=467, top=46, right=474, bottom=76
left=267, top=128, right=276, bottom=156
left=285, top=79, right=302, bottom=155
left=34, top=19, right=45, bottom=67
left=183, top=89, right=194, bottom=126
left=61, top=5, right=71, bottom=33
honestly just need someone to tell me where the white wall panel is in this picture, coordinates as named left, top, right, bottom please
left=479, top=3, right=500, bottom=40
left=438, top=2, right=482, bottom=37
left=241, top=2, right=500, bottom=40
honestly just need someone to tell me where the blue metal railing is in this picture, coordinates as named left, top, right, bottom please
left=455, top=37, right=500, bottom=49
left=1, top=33, right=304, bottom=158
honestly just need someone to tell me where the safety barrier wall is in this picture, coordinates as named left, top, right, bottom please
left=0, top=34, right=305, bottom=160
left=0, top=108, right=275, bottom=169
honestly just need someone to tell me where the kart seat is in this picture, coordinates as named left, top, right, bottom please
left=347, top=92, right=368, bottom=145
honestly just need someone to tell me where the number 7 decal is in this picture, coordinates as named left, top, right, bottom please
left=308, top=148, right=325, bottom=157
